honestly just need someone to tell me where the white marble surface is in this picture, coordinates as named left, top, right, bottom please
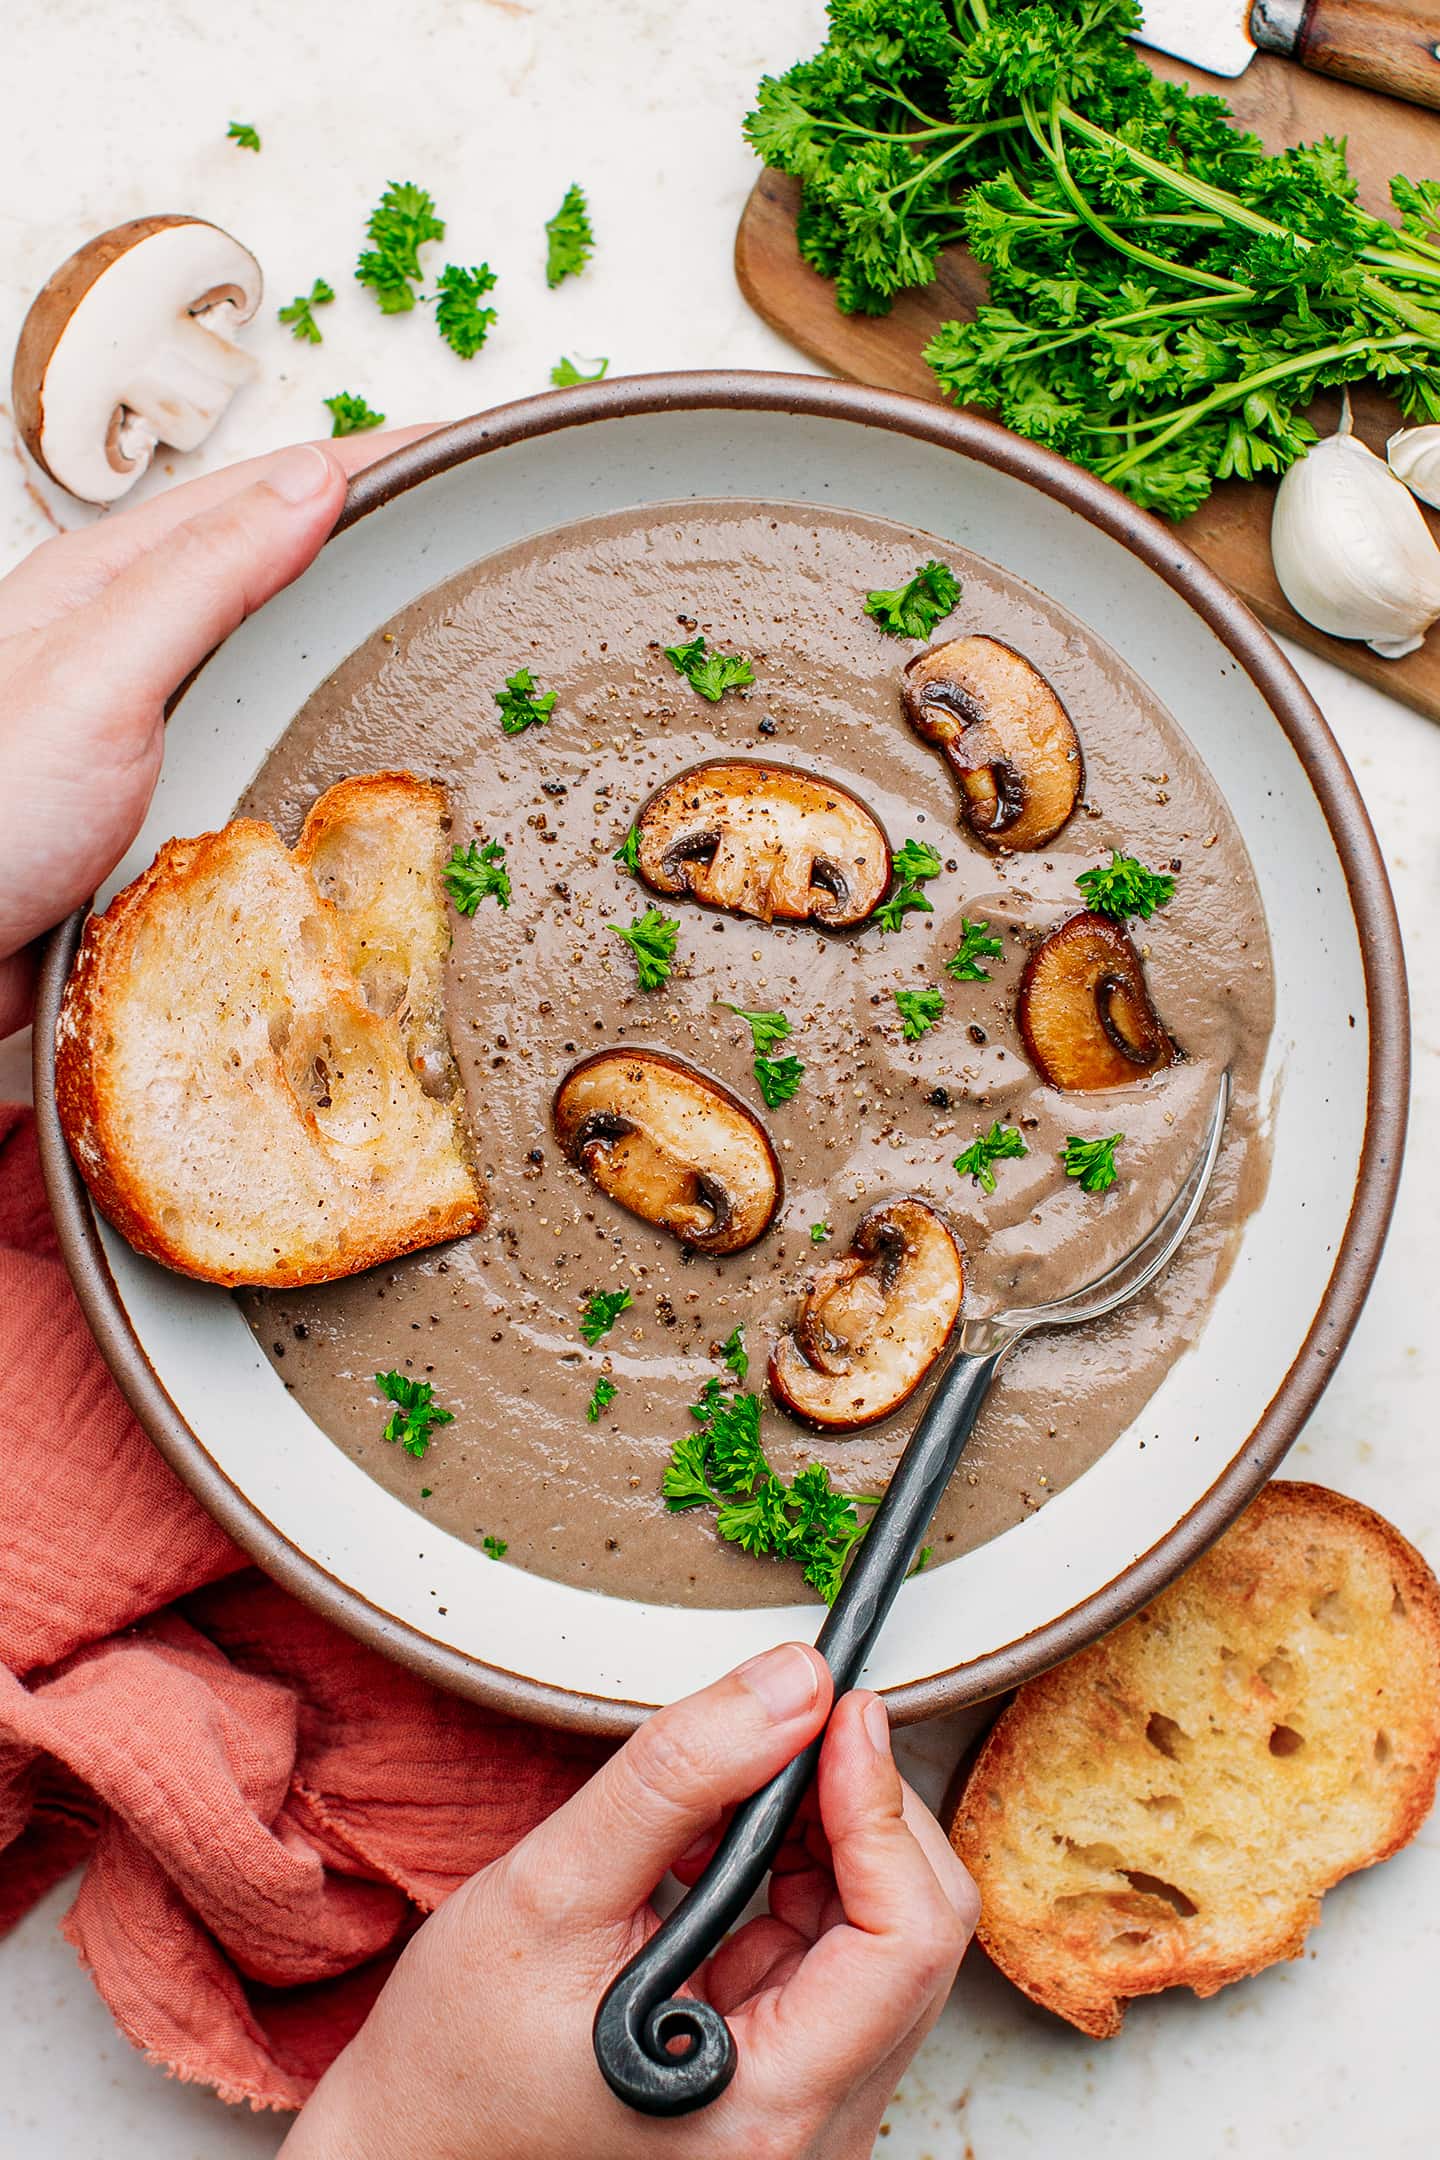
left=0, top=2, right=1435, bottom=2153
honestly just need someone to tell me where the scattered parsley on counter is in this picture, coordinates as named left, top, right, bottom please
left=482, top=1534, right=508, bottom=1561
left=586, top=1376, right=618, bottom=1423
left=953, top=1121, right=1029, bottom=1196
left=754, top=1054, right=805, bottom=1107
left=357, top=180, right=445, bottom=313
left=609, top=906, right=678, bottom=990
left=324, top=391, right=384, bottom=436
left=545, top=182, right=595, bottom=286
left=495, top=667, right=557, bottom=734
left=872, top=836, right=942, bottom=934
left=662, top=1377, right=882, bottom=1603
left=1077, top=851, right=1177, bottom=922
left=863, top=561, right=960, bottom=640
left=278, top=278, right=334, bottom=344
left=444, top=838, right=510, bottom=914
left=720, top=1327, right=749, bottom=1383
left=613, top=825, right=642, bottom=874
left=552, top=354, right=610, bottom=387
left=945, top=918, right=1005, bottom=983
left=227, top=121, right=261, bottom=151
left=810, top=1220, right=831, bottom=1245
left=895, top=987, right=945, bottom=1042
left=433, top=262, right=498, bottom=357
left=664, top=634, right=755, bottom=703
left=580, top=1288, right=633, bottom=1346
left=1063, top=1132, right=1125, bottom=1195
left=375, top=1371, right=454, bottom=1459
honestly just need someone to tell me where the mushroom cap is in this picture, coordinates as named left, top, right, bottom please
left=769, top=1197, right=965, bottom=1431
left=1018, top=912, right=1175, bottom=1092
left=634, top=758, right=891, bottom=928
left=553, top=1046, right=782, bottom=1254
left=902, top=636, right=1083, bottom=853
left=13, top=215, right=262, bottom=505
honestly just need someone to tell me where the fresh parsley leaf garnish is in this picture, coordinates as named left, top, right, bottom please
left=892, top=839, right=943, bottom=883
left=663, top=635, right=755, bottom=703
left=325, top=391, right=385, bottom=436
left=810, top=1220, right=831, bottom=1245
left=444, top=838, right=510, bottom=914
left=278, top=278, right=334, bottom=344
left=895, top=987, right=945, bottom=1041
left=871, top=882, right=932, bottom=933
left=754, top=1054, right=805, bottom=1107
left=722, top=1004, right=791, bottom=1055
left=580, top=1289, right=632, bottom=1346
left=375, top=1371, right=454, bottom=1459
left=545, top=182, right=595, bottom=286
left=433, top=262, right=498, bottom=357
left=495, top=668, right=557, bottom=735
left=1076, top=851, right=1177, bottom=922
left=609, top=907, right=678, bottom=990
left=586, top=1375, right=618, bottom=1422
left=864, top=561, right=960, bottom=639
left=357, top=180, right=445, bottom=312
left=720, top=1327, right=749, bottom=1383
left=482, top=1534, right=508, bottom=1560
left=1063, top=1132, right=1124, bottom=1195
left=613, top=826, right=642, bottom=874
left=953, top=1121, right=1029, bottom=1196
left=551, top=354, right=610, bottom=387
left=228, top=121, right=261, bottom=152
left=663, top=1380, right=882, bottom=1603
left=945, top=918, right=1004, bottom=983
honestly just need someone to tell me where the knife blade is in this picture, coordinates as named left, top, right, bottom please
left=1136, top=0, right=1440, bottom=113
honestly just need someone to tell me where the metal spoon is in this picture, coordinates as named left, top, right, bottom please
left=594, top=1074, right=1230, bottom=2116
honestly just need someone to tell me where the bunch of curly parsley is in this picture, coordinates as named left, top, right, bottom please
left=745, top=0, right=1440, bottom=516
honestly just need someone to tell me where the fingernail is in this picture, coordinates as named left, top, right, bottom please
left=737, top=1643, right=820, bottom=1723
left=265, top=444, right=336, bottom=505
left=862, top=1694, right=892, bottom=1755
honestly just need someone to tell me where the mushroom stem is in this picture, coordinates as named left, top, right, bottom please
left=121, top=309, right=258, bottom=452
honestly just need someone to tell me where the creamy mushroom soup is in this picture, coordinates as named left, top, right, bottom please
left=238, top=500, right=1274, bottom=1609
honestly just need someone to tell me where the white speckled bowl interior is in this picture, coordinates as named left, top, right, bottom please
left=35, top=375, right=1407, bottom=1733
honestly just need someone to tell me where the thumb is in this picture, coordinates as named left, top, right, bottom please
left=79, top=441, right=347, bottom=710
left=507, top=1644, right=832, bottom=1930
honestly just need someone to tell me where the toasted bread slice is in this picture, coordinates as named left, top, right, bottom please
left=55, top=772, right=483, bottom=1288
left=950, top=1482, right=1440, bottom=2037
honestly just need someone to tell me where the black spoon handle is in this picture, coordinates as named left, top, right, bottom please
left=592, top=1347, right=1001, bottom=2117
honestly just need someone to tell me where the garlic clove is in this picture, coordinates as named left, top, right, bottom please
left=1271, top=424, right=1440, bottom=659
left=1387, top=425, right=1440, bottom=511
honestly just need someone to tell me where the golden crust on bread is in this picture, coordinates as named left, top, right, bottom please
left=950, top=1482, right=1440, bottom=2037
left=55, top=772, right=483, bottom=1288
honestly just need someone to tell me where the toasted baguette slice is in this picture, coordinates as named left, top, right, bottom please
left=55, top=772, right=483, bottom=1288
left=950, top=1482, right=1440, bottom=2038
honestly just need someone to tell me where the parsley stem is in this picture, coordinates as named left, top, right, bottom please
left=1035, top=95, right=1242, bottom=296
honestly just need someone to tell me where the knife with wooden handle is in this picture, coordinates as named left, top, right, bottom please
left=1137, top=0, right=1440, bottom=112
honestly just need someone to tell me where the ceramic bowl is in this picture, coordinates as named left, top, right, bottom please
left=34, top=373, right=1408, bottom=1735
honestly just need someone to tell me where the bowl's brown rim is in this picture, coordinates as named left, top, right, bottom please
left=33, top=369, right=1410, bottom=1738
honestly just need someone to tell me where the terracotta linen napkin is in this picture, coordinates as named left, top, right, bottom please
left=0, top=1102, right=608, bottom=2110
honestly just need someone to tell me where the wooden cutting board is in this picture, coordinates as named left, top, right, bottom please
left=736, top=49, right=1440, bottom=722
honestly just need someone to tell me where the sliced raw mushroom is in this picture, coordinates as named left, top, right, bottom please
left=769, top=1198, right=964, bottom=1431
left=12, top=216, right=262, bottom=505
left=1019, top=913, right=1175, bottom=1092
left=902, top=636, right=1083, bottom=852
left=553, top=1047, right=781, bottom=1254
left=634, top=759, right=891, bottom=928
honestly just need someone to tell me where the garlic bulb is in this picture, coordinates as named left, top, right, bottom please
left=1387, top=425, right=1440, bottom=510
left=1271, top=407, right=1440, bottom=658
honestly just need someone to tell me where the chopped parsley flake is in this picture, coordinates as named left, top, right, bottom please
left=545, top=182, right=595, bottom=287
left=375, top=1371, right=454, bottom=1459
left=664, top=635, right=755, bottom=703
left=609, top=906, right=678, bottom=990
left=613, top=825, right=642, bottom=874
left=433, top=262, right=498, bottom=357
left=945, top=918, right=1004, bottom=982
left=892, top=838, right=943, bottom=882
left=227, top=121, right=261, bottom=151
left=356, top=180, right=444, bottom=313
left=1063, top=1132, right=1125, bottom=1194
left=1077, top=851, right=1176, bottom=922
left=482, top=1534, right=508, bottom=1561
left=495, top=667, right=557, bottom=734
left=551, top=353, right=609, bottom=387
left=586, top=1376, right=618, bottom=1423
left=720, top=1327, right=749, bottom=1383
left=278, top=278, right=334, bottom=343
left=754, top=1054, right=805, bottom=1107
left=324, top=391, right=384, bottom=436
left=872, top=834, right=942, bottom=933
left=863, top=560, right=960, bottom=639
left=810, top=1220, right=831, bottom=1245
left=580, top=1289, right=632, bottom=1346
left=443, top=838, right=510, bottom=914
left=722, top=1003, right=792, bottom=1055
left=953, top=1121, right=1029, bottom=1195
left=895, top=987, right=945, bottom=1041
